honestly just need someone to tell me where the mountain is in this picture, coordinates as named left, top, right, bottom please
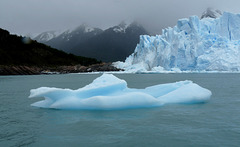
left=114, top=12, right=240, bottom=72
left=34, top=30, right=64, bottom=42
left=34, top=24, right=103, bottom=51
left=0, top=28, right=99, bottom=66
left=69, top=22, right=148, bottom=62
left=34, top=22, right=148, bottom=62
left=40, top=24, right=103, bottom=52
left=201, top=8, right=222, bottom=19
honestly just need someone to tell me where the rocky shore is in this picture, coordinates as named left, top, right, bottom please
left=0, top=62, right=121, bottom=75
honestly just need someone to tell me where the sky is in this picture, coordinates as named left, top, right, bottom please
left=1, top=0, right=240, bottom=36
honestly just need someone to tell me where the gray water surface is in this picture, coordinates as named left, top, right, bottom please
left=0, top=74, right=240, bottom=147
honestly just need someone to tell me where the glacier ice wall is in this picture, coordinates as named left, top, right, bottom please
left=29, top=74, right=211, bottom=110
left=115, top=12, right=240, bottom=72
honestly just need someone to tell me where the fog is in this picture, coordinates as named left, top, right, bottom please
left=1, top=0, right=240, bottom=35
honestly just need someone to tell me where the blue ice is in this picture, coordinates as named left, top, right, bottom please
left=29, top=74, right=212, bottom=110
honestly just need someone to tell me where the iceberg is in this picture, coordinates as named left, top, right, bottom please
left=114, top=12, right=240, bottom=73
left=29, top=74, right=211, bottom=110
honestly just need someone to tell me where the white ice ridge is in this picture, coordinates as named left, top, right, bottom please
left=29, top=74, right=211, bottom=110
left=114, top=12, right=240, bottom=73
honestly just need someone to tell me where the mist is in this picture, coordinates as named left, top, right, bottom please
left=1, top=0, right=240, bottom=35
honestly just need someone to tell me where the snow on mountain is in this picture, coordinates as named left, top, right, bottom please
left=33, top=21, right=148, bottom=62
left=84, top=26, right=95, bottom=33
left=201, top=8, right=222, bottom=19
left=34, top=30, right=64, bottom=42
left=114, top=12, right=240, bottom=72
left=66, top=24, right=96, bottom=34
left=34, top=24, right=103, bottom=55
left=68, top=21, right=148, bottom=62
left=113, top=21, right=129, bottom=33
left=34, top=24, right=99, bottom=43
left=34, top=21, right=148, bottom=62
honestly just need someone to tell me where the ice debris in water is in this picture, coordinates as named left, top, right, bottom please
left=29, top=74, right=211, bottom=110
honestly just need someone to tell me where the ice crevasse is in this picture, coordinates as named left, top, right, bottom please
left=29, top=74, right=211, bottom=110
left=114, top=12, right=240, bottom=72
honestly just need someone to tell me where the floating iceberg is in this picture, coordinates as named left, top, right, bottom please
left=29, top=74, right=211, bottom=110
left=114, top=12, right=240, bottom=73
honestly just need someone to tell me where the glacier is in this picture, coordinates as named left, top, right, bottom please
left=29, top=74, right=211, bottom=110
left=114, top=12, right=240, bottom=72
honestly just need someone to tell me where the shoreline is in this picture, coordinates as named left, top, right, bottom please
left=2, top=64, right=240, bottom=75
left=0, top=63, right=121, bottom=75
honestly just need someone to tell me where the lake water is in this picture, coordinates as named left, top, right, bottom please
left=0, top=73, right=240, bottom=147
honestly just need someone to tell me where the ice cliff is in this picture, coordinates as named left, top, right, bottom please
left=29, top=74, right=211, bottom=110
left=114, top=12, right=240, bottom=72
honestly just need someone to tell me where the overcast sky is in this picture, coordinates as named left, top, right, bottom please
left=1, top=0, right=240, bottom=36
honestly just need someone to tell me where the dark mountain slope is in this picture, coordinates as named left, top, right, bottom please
left=35, top=22, right=149, bottom=62
left=45, top=25, right=103, bottom=52
left=0, top=28, right=100, bottom=66
left=70, top=22, right=148, bottom=62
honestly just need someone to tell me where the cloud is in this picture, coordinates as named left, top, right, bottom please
left=1, top=0, right=240, bottom=35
